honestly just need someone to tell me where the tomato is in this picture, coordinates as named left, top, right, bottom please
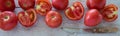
left=18, top=0, right=35, bottom=10
left=64, top=2, right=84, bottom=20
left=0, top=0, right=15, bottom=12
left=36, top=0, right=52, bottom=16
left=0, top=11, right=18, bottom=31
left=86, top=0, right=106, bottom=10
left=45, top=11, right=62, bottom=28
left=84, top=9, right=102, bottom=27
left=18, top=9, right=37, bottom=27
left=52, top=0, right=69, bottom=10
left=101, top=4, right=118, bottom=22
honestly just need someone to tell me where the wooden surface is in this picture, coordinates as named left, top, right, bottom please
left=0, top=0, right=120, bottom=36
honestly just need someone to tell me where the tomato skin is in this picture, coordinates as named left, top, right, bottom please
left=86, top=0, right=106, bottom=10
left=45, top=11, right=62, bottom=28
left=84, top=9, right=102, bottom=27
left=0, top=11, right=18, bottom=31
left=0, top=0, right=15, bottom=12
left=101, top=4, right=118, bottom=22
left=36, top=0, right=52, bottom=16
left=52, top=0, right=69, bottom=10
left=64, top=2, right=84, bottom=20
left=18, top=0, right=35, bottom=10
left=18, top=9, right=37, bottom=27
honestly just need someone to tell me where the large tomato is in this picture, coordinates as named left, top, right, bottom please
left=45, top=11, right=62, bottom=28
left=52, top=0, right=69, bottom=10
left=101, top=4, right=118, bottom=22
left=0, top=11, right=18, bottom=31
left=36, top=0, right=52, bottom=16
left=18, top=0, right=35, bottom=10
left=84, top=9, right=102, bottom=27
left=18, top=9, right=37, bottom=27
left=86, top=0, right=106, bottom=10
left=0, top=0, right=15, bottom=12
left=64, top=2, right=84, bottom=20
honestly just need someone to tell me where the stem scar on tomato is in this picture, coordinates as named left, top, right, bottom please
left=4, top=16, right=10, bottom=21
left=6, top=1, right=11, bottom=7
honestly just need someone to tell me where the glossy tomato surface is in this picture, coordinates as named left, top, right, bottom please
left=86, top=0, right=106, bottom=10
left=0, top=0, right=16, bottom=11
left=102, top=4, right=118, bottom=22
left=45, top=11, right=62, bottom=28
left=65, top=2, right=84, bottom=20
left=52, top=0, right=69, bottom=10
left=0, top=11, right=18, bottom=31
left=18, top=0, right=35, bottom=10
left=84, top=9, right=102, bottom=27
left=36, top=0, right=52, bottom=16
left=18, top=9, right=37, bottom=27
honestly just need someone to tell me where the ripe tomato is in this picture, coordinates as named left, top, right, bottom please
left=18, top=9, right=37, bottom=27
left=86, top=0, right=106, bottom=10
left=52, top=0, right=69, bottom=10
left=0, top=11, right=18, bottom=31
left=36, top=0, right=52, bottom=16
left=64, top=2, right=84, bottom=20
left=45, top=11, right=62, bottom=28
left=0, top=0, right=15, bottom=12
left=101, top=4, right=118, bottom=22
left=18, top=0, right=35, bottom=10
left=84, top=9, right=102, bottom=27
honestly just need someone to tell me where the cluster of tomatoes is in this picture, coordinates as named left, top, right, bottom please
left=0, top=0, right=118, bottom=31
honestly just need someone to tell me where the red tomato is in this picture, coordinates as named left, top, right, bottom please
left=86, top=0, right=106, bottom=10
left=64, top=2, right=84, bottom=20
left=0, top=11, right=18, bottom=31
left=45, top=11, right=62, bottom=28
left=36, top=0, right=52, bottom=16
left=18, top=0, right=35, bottom=10
left=18, top=9, right=37, bottom=27
left=0, top=0, right=15, bottom=12
left=52, top=0, right=69, bottom=10
left=84, top=9, right=102, bottom=27
left=101, top=4, right=118, bottom=22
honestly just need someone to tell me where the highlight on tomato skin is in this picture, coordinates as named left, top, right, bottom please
left=18, top=9, right=37, bottom=27
left=101, top=4, right=118, bottom=22
left=0, top=11, right=18, bottom=31
left=36, top=0, right=52, bottom=16
left=64, top=2, right=84, bottom=20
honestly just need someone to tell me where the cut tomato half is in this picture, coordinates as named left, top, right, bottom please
left=64, top=2, right=84, bottom=20
left=102, top=4, right=118, bottom=22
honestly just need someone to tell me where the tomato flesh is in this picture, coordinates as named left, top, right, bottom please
left=65, top=2, right=84, bottom=20
left=102, top=4, right=118, bottom=22
left=18, top=9, right=37, bottom=27
left=36, top=0, right=52, bottom=16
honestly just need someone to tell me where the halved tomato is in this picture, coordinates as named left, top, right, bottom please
left=18, top=9, right=37, bottom=27
left=36, top=0, right=52, bottom=16
left=64, top=2, right=84, bottom=20
left=101, top=4, right=118, bottom=22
